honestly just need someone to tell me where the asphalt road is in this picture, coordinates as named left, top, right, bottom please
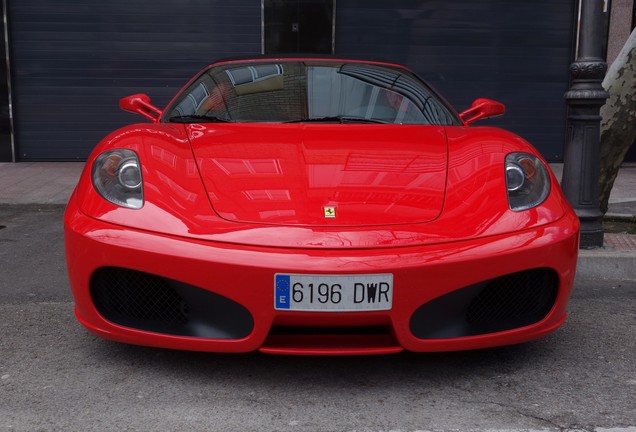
left=1, top=205, right=635, bottom=432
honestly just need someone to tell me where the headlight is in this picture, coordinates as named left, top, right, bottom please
left=92, top=149, right=143, bottom=209
left=505, top=152, right=550, bottom=211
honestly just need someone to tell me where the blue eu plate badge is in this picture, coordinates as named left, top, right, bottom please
left=275, top=274, right=291, bottom=309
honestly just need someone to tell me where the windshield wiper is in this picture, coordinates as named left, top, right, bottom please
left=284, top=116, right=387, bottom=124
left=169, top=115, right=232, bottom=123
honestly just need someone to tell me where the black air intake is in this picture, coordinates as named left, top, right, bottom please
left=91, top=267, right=253, bottom=339
left=410, top=268, right=558, bottom=339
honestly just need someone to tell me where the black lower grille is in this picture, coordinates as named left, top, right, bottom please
left=410, top=268, right=559, bottom=339
left=466, top=270, right=557, bottom=326
left=92, top=268, right=188, bottom=325
left=90, top=267, right=253, bottom=339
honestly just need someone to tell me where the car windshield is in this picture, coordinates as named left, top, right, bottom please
left=165, top=60, right=459, bottom=125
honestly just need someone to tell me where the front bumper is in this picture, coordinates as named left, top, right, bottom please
left=65, top=198, right=579, bottom=355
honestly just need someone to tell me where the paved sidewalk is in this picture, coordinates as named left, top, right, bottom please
left=0, top=162, right=84, bottom=205
left=1, top=161, right=635, bottom=280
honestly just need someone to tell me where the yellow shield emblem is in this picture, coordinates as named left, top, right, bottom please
left=323, top=206, right=336, bottom=218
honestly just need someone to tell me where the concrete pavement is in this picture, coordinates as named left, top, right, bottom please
left=1, top=161, right=635, bottom=280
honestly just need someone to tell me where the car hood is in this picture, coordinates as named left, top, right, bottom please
left=187, top=123, right=447, bottom=227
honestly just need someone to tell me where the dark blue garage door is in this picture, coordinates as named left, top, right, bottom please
left=8, top=0, right=574, bottom=161
left=335, top=0, right=575, bottom=161
left=8, top=0, right=261, bottom=160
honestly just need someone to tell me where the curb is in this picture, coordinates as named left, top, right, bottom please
left=576, top=249, right=636, bottom=281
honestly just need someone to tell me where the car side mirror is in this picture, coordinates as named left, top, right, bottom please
left=459, top=98, right=505, bottom=125
left=119, top=94, right=162, bottom=122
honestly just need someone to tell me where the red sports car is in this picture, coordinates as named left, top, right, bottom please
left=64, top=57, right=579, bottom=355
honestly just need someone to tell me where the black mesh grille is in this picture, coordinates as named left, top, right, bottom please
left=466, top=269, right=557, bottom=326
left=91, top=267, right=188, bottom=325
left=410, top=268, right=559, bottom=339
left=89, top=267, right=254, bottom=339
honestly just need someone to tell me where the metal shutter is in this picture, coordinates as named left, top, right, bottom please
left=8, top=0, right=261, bottom=160
left=8, top=1, right=575, bottom=161
left=335, top=0, right=575, bottom=160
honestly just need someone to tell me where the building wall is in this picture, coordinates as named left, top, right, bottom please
left=607, top=0, right=634, bottom=65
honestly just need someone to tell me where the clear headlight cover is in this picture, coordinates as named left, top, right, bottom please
left=92, top=149, right=143, bottom=209
left=505, top=152, right=550, bottom=211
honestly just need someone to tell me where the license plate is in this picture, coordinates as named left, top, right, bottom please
left=274, top=273, right=393, bottom=311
